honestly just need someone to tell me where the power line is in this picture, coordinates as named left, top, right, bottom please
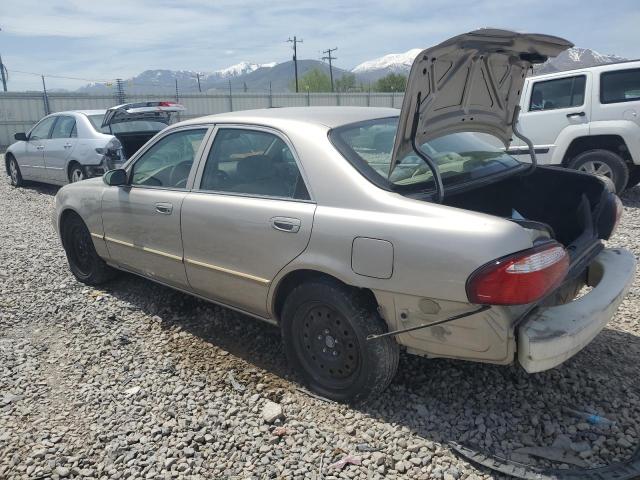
left=287, top=36, right=303, bottom=93
left=322, top=47, right=338, bottom=92
left=7, top=69, right=113, bottom=83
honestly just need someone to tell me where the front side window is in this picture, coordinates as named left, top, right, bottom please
left=51, top=116, right=76, bottom=139
left=330, top=117, right=521, bottom=191
left=529, top=75, right=586, bottom=111
left=131, top=128, right=206, bottom=188
left=601, top=68, right=640, bottom=104
left=29, top=116, right=57, bottom=140
left=200, top=128, right=310, bottom=200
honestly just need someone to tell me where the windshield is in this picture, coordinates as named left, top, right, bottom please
left=87, top=114, right=168, bottom=134
left=330, top=117, right=521, bottom=191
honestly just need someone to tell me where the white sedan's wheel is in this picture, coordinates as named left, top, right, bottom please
left=70, top=165, right=85, bottom=183
left=8, top=156, right=23, bottom=187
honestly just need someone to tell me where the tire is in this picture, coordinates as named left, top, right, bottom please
left=281, top=278, right=399, bottom=403
left=626, top=166, right=640, bottom=189
left=7, top=155, right=24, bottom=187
left=567, top=149, right=629, bottom=194
left=62, top=213, right=117, bottom=285
left=69, top=163, right=86, bottom=183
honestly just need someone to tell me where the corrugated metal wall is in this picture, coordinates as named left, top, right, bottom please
left=0, top=92, right=404, bottom=149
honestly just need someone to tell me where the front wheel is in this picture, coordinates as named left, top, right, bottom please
left=568, top=149, right=629, bottom=193
left=7, top=155, right=24, bottom=187
left=281, top=279, right=399, bottom=403
left=62, top=214, right=117, bottom=285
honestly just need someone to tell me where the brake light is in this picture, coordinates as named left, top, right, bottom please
left=466, top=242, right=569, bottom=305
left=159, top=101, right=177, bottom=107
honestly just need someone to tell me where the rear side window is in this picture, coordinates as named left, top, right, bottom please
left=529, top=75, right=586, bottom=111
left=601, top=68, right=640, bottom=104
left=200, top=129, right=310, bottom=200
left=51, top=116, right=76, bottom=139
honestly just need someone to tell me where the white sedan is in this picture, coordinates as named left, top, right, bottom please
left=5, top=101, right=184, bottom=187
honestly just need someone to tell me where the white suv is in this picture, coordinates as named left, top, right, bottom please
left=509, top=60, right=640, bottom=192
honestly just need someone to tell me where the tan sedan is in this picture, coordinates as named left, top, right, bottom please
left=53, top=30, right=635, bottom=402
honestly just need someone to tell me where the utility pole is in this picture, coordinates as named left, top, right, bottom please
left=0, top=54, right=7, bottom=92
left=287, top=36, right=303, bottom=93
left=115, top=78, right=125, bottom=104
left=322, top=47, right=338, bottom=92
left=196, top=72, right=202, bottom=92
left=175, top=78, right=179, bottom=102
left=41, top=75, right=50, bottom=115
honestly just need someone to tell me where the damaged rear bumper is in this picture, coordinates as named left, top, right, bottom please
left=518, top=248, right=636, bottom=373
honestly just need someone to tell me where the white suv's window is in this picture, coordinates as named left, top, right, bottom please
left=601, top=68, right=640, bottom=104
left=529, top=75, right=586, bottom=111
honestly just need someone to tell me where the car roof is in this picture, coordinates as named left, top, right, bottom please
left=529, top=59, right=640, bottom=80
left=50, top=109, right=107, bottom=116
left=175, top=106, right=400, bottom=129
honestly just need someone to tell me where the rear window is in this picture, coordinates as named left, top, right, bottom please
left=87, top=114, right=167, bottom=134
left=529, top=75, right=586, bottom=111
left=330, top=117, right=521, bottom=192
left=601, top=68, right=640, bottom=104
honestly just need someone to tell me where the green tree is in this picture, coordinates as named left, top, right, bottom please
left=335, top=73, right=356, bottom=92
left=373, top=73, right=407, bottom=92
left=290, top=68, right=332, bottom=92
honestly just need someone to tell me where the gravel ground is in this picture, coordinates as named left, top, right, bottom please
left=1, top=177, right=639, bottom=480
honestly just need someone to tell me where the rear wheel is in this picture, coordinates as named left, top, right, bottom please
left=69, top=163, right=86, bottom=183
left=281, top=279, right=399, bottom=403
left=7, top=155, right=23, bottom=187
left=62, top=214, right=117, bottom=285
left=626, top=166, right=640, bottom=189
left=567, top=149, right=629, bottom=193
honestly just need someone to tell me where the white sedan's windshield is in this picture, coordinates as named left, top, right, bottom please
left=331, top=117, right=521, bottom=189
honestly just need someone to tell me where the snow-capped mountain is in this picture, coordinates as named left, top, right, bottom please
left=535, top=47, right=627, bottom=74
left=212, top=61, right=276, bottom=79
left=351, top=46, right=628, bottom=82
left=352, top=48, right=422, bottom=74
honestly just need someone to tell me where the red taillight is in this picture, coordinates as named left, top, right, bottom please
left=158, top=101, right=177, bottom=107
left=466, top=242, right=569, bottom=305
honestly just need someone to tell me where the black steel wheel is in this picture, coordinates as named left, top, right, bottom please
left=281, top=278, right=399, bottom=403
left=62, top=213, right=117, bottom=285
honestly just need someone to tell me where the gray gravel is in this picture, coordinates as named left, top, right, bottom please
left=1, top=178, right=639, bottom=480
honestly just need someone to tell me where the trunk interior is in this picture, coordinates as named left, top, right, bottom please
left=114, top=132, right=157, bottom=159
left=443, top=166, right=608, bottom=252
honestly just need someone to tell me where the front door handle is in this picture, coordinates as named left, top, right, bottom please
left=566, top=111, right=586, bottom=118
left=36, top=145, right=45, bottom=150
left=155, top=202, right=173, bottom=215
left=270, top=216, right=301, bottom=233
left=64, top=143, right=73, bottom=149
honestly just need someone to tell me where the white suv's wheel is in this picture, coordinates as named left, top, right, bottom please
left=568, top=149, right=629, bottom=193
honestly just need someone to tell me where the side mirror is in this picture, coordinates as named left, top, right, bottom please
left=14, top=132, right=28, bottom=141
left=103, top=169, right=128, bottom=186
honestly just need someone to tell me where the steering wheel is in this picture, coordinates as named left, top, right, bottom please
left=169, top=160, right=194, bottom=188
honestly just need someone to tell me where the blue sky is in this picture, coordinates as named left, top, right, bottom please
left=1, top=0, right=639, bottom=91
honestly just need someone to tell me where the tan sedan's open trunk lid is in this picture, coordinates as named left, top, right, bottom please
left=390, top=29, right=573, bottom=174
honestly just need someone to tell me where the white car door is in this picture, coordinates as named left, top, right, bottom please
left=21, top=116, right=56, bottom=179
left=512, top=73, right=591, bottom=164
left=45, top=115, right=78, bottom=183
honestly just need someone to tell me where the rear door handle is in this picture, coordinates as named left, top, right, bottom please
left=566, top=111, right=586, bottom=118
left=155, top=202, right=173, bottom=215
left=36, top=145, right=45, bottom=150
left=64, top=143, right=73, bottom=149
left=270, top=216, right=301, bottom=233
